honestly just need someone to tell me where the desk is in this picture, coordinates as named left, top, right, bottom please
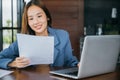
left=0, top=65, right=120, bottom=80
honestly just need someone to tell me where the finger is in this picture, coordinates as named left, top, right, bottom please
left=16, top=57, right=29, bottom=63
left=19, top=60, right=30, bottom=67
left=22, top=58, right=30, bottom=62
left=15, top=57, right=24, bottom=62
left=15, top=57, right=30, bottom=68
left=77, top=62, right=80, bottom=67
left=16, top=62, right=30, bottom=68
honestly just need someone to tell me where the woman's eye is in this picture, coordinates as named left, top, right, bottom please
left=28, top=18, right=33, bottom=20
left=38, top=15, right=42, bottom=18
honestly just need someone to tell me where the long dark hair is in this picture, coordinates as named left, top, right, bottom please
left=21, top=0, right=52, bottom=35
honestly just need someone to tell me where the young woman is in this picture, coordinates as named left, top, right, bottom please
left=0, top=0, right=78, bottom=69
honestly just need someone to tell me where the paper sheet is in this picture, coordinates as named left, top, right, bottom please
left=17, top=34, right=54, bottom=66
left=0, top=69, right=13, bottom=78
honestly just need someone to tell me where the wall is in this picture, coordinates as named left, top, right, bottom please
left=43, top=0, right=84, bottom=59
left=84, top=0, right=120, bottom=35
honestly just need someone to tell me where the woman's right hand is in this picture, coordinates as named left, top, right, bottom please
left=8, top=57, right=30, bottom=68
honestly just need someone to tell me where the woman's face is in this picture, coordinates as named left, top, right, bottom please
left=27, top=5, right=48, bottom=36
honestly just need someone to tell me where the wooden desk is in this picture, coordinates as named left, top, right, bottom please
left=1, top=65, right=120, bottom=80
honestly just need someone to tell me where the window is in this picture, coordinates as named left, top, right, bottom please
left=0, top=0, right=25, bottom=50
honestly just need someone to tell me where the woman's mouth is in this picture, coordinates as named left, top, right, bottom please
left=35, top=25, right=42, bottom=30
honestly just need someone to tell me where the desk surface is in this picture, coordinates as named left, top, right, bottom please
left=1, top=65, right=120, bottom=80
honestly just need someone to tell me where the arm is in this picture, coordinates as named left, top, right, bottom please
left=63, top=31, right=78, bottom=67
left=0, top=41, right=30, bottom=69
left=0, top=41, right=19, bottom=69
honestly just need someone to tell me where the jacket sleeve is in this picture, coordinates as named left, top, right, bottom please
left=0, top=41, right=19, bottom=69
left=63, top=31, right=78, bottom=67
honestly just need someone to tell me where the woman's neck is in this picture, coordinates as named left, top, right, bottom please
left=35, top=30, right=48, bottom=36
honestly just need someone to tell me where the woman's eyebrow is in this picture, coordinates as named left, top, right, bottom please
left=36, top=12, right=43, bottom=15
left=28, top=12, right=43, bottom=17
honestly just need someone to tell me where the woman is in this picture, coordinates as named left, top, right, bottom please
left=0, top=0, right=78, bottom=69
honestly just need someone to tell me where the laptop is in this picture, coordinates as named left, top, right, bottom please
left=49, top=35, right=120, bottom=79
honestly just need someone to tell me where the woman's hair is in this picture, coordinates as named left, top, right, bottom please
left=21, top=0, right=52, bottom=35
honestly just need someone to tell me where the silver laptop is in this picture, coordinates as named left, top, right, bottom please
left=49, top=35, right=120, bottom=79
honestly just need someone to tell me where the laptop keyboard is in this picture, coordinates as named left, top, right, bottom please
left=50, top=67, right=78, bottom=76
left=64, top=71, right=78, bottom=76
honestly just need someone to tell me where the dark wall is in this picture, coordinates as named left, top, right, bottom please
left=84, top=0, right=120, bottom=35
left=43, top=0, right=84, bottom=59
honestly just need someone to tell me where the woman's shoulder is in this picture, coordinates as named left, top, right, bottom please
left=49, top=27, right=69, bottom=36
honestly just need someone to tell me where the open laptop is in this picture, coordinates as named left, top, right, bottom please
left=49, top=35, right=120, bottom=79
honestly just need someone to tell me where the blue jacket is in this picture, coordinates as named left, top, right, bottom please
left=0, top=27, right=78, bottom=69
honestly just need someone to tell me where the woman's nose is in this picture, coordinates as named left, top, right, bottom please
left=33, top=18, right=39, bottom=24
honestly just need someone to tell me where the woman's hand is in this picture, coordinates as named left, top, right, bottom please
left=77, top=62, right=80, bottom=67
left=8, top=57, right=30, bottom=68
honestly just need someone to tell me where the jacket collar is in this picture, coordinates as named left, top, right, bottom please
left=48, top=27, right=60, bottom=62
left=48, top=27, right=59, bottom=46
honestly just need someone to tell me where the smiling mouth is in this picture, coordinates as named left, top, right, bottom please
left=34, top=24, right=42, bottom=29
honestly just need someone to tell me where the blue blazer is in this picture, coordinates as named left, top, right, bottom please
left=0, top=27, right=78, bottom=69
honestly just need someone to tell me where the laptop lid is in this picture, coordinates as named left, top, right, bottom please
left=78, top=35, right=120, bottom=78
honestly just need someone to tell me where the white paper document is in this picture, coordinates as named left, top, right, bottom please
left=0, top=69, right=13, bottom=78
left=17, top=34, right=54, bottom=66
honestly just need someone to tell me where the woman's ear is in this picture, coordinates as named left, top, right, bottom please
left=47, top=18, right=50, bottom=21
